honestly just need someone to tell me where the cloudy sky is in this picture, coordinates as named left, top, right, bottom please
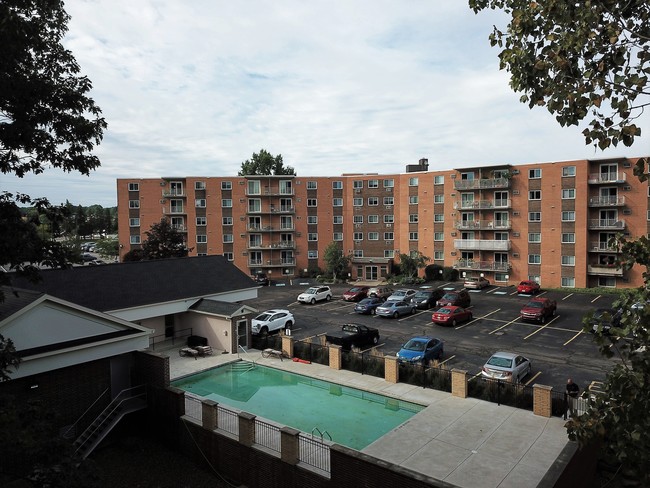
left=4, top=1, right=648, bottom=207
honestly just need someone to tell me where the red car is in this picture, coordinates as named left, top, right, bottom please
left=517, top=280, right=540, bottom=294
left=342, top=286, right=370, bottom=302
left=431, top=306, right=473, bottom=326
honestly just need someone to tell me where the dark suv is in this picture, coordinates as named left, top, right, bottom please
left=252, top=273, right=269, bottom=286
left=412, top=289, right=445, bottom=309
left=436, top=289, right=471, bottom=308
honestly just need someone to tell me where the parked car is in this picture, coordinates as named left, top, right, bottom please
left=325, top=323, right=380, bottom=350
left=342, top=286, right=370, bottom=302
left=481, top=352, right=532, bottom=383
left=411, top=289, right=445, bottom=309
left=354, top=297, right=384, bottom=315
left=251, top=309, right=294, bottom=335
left=297, top=286, right=332, bottom=304
left=589, top=308, right=622, bottom=334
left=81, top=252, right=96, bottom=262
left=431, top=306, right=473, bottom=326
left=88, top=259, right=106, bottom=266
left=520, top=297, right=557, bottom=323
left=387, top=289, right=417, bottom=303
left=517, top=280, right=540, bottom=294
left=367, top=286, right=393, bottom=300
left=376, top=300, right=416, bottom=318
left=436, top=289, right=471, bottom=308
left=396, top=336, right=444, bottom=364
left=463, top=277, right=490, bottom=290
left=252, top=273, right=269, bottom=285
left=80, top=242, right=96, bottom=252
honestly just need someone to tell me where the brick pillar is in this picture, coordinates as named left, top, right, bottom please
left=238, top=412, right=256, bottom=447
left=533, top=384, right=553, bottom=417
left=281, top=334, right=294, bottom=358
left=451, top=369, right=468, bottom=398
left=280, top=427, right=300, bottom=465
left=329, top=345, right=342, bottom=370
left=384, top=356, right=399, bottom=384
left=201, top=399, right=218, bottom=430
left=167, top=386, right=186, bottom=416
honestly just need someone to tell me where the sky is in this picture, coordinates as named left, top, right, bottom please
left=3, top=1, right=649, bottom=207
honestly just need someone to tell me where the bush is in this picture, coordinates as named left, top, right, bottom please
left=425, top=264, right=444, bottom=281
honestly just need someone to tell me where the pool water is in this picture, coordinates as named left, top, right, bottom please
left=171, top=362, right=424, bottom=450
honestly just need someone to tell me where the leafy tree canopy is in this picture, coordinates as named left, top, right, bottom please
left=141, top=218, right=189, bottom=260
left=238, top=149, right=296, bottom=176
left=398, top=252, right=430, bottom=278
left=469, top=0, right=649, bottom=149
left=323, top=242, right=350, bottom=282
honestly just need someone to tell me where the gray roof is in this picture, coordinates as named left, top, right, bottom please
left=10, top=255, right=256, bottom=312
left=189, top=299, right=257, bottom=317
left=0, top=287, right=44, bottom=323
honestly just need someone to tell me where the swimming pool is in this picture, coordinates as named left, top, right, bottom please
left=171, top=362, right=424, bottom=450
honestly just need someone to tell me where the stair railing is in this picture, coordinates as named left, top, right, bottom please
left=62, top=387, right=110, bottom=440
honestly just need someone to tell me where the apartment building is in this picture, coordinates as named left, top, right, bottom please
left=117, top=156, right=649, bottom=289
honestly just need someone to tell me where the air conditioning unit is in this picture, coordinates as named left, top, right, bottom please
left=160, top=181, right=166, bottom=186
left=623, top=185, right=631, bottom=191
left=513, top=190, right=520, bottom=195
left=512, top=253, right=520, bottom=257
left=355, top=189, right=361, bottom=194
left=355, top=224, right=362, bottom=228
left=385, top=223, right=392, bottom=228
left=512, top=169, right=520, bottom=175
left=513, top=211, right=520, bottom=216
left=159, top=199, right=166, bottom=204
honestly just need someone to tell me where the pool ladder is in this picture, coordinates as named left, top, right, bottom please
left=311, top=427, right=332, bottom=442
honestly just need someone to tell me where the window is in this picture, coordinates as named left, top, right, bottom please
left=307, top=216, right=318, bottom=224
left=368, top=179, right=379, bottom=188
left=383, top=179, right=394, bottom=188
left=384, top=215, right=394, bottom=223
left=307, top=181, right=317, bottom=189
left=561, top=233, right=575, bottom=243
left=353, top=250, right=364, bottom=258
left=333, top=232, right=343, bottom=241
left=528, top=233, right=541, bottom=243
left=196, top=199, right=206, bottom=208
left=383, top=197, right=394, bottom=205
left=247, top=180, right=260, bottom=194
left=384, top=250, right=395, bottom=258
left=528, top=254, right=541, bottom=264
left=353, top=215, right=363, bottom=224
left=561, top=277, right=575, bottom=287
left=409, top=232, right=418, bottom=240
left=307, top=198, right=317, bottom=207
left=332, top=181, right=343, bottom=189
left=529, top=190, right=541, bottom=200
left=368, top=232, right=379, bottom=240
left=434, top=175, right=444, bottom=185
left=434, top=232, right=444, bottom=241
left=221, top=181, right=232, bottom=190
left=528, top=212, right=541, bottom=222
left=353, top=232, right=363, bottom=241
left=353, top=180, right=363, bottom=189
left=562, top=166, right=576, bottom=177
left=384, top=232, right=394, bottom=240
left=197, top=235, right=207, bottom=243
left=332, top=198, right=343, bottom=206
left=219, top=199, right=231, bottom=208
left=130, top=235, right=141, bottom=244
left=434, top=214, right=444, bottom=222
left=223, top=234, right=233, bottom=243
left=562, top=255, right=575, bottom=266
left=129, top=200, right=140, bottom=209
left=409, top=196, right=419, bottom=204
left=221, top=217, right=231, bottom=225
left=434, top=251, right=444, bottom=260
left=368, top=215, right=379, bottom=224
left=308, top=250, right=318, bottom=259
left=129, top=218, right=140, bottom=227
left=353, top=197, right=363, bottom=206
left=368, top=197, right=379, bottom=206
left=561, top=211, right=575, bottom=222
left=196, top=217, right=207, bottom=226
left=409, top=214, right=419, bottom=223
left=562, top=189, right=576, bottom=199
left=128, top=183, right=139, bottom=191
left=529, top=168, right=542, bottom=179
left=434, top=195, right=443, bottom=204
left=333, top=216, right=343, bottom=224
left=224, top=252, right=234, bottom=261
left=308, top=233, right=318, bottom=241
left=195, top=181, right=206, bottom=190
left=248, top=199, right=261, bottom=212
left=409, top=177, right=419, bottom=186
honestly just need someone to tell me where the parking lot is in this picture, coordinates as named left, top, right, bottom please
left=247, top=281, right=616, bottom=392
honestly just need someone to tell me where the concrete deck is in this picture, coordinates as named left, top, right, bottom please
left=165, top=347, right=570, bottom=488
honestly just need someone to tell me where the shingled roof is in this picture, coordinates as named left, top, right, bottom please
left=10, top=255, right=256, bottom=312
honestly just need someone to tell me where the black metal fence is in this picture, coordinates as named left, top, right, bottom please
left=467, top=376, right=534, bottom=411
left=293, top=341, right=329, bottom=366
left=398, top=363, right=452, bottom=392
left=251, top=334, right=282, bottom=351
left=341, top=350, right=385, bottom=378
left=551, top=389, right=569, bottom=419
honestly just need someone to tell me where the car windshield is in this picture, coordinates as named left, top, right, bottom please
left=348, top=287, right=362, bottom=292
left=305, top=288, right=318, bottom=294
left=393, top=291, right=406, bottom=296
left=436, top=308, right=452, bottom=315
left=254, top=313, right=272, bottom=321
left=403, top=339, right=426, bottom=352
left=487, top=356, right=513, bottom=368
left=383, top=301, right=398, bottom=306
left=414, top=292, right=430, bottom=298
left=442, top=293, right=457, bottom=301
left=526, top=301, right=543, bottom=309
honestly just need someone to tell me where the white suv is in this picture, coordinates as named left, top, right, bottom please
left=251, top=309, right=294, bottom=336
left=297, top=286, right=332, bottom=304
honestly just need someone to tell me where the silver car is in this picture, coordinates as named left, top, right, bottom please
left=481, top=352, right=531, bottom=383
left=376, top=300, right=416, bottom=318
left=387, top=289, right=417, bottom=302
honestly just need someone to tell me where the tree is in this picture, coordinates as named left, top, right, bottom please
left=0, top=335, right=20, bottom=382
left=469, top=0, right=649, bottom=149
left=238, top=149, right=296, bottom=176
left=398, top=252, right=430, bottom=279
left=323, top=242, right=350, bottom=282
left=141, top=218, right=189, bottom=260
left=93, top=237, right=118, bottom=261
left=0, top=0, right=106, bottom=300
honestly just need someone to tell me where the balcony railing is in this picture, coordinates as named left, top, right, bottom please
left=162, top=190, right=186, bottom=197
left=587, top=264, right=624, bottom=276
left=247, top=241, right=296, bottom=250
left=263, top=259, right=296, bottom=267
left=454, top=239, right=511, bottom=251
left=589, top=242, right=620, bottom=252
left=163, top=207, right=185, bottom=214
left=453, top=177, right=510, bottom=190
left=588, top=196, right=625, bottom=207
left=454, top=199, right=511, bottom=210
left=171, top=225, right=187, bottom=232
left=588, top=219, right=625, bottom=230
left=453, top=260, right=512, bottom=271
left=246, top=189, right=295, bottom=196
left=270, top=206, right=295, bottom=213
left=454, top=220, right=511, bottom=230
left=588, top=172, right=626, bottom=184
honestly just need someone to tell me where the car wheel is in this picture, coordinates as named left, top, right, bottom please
left=540, top=315, right=546, bottom=324
left=411, top=307, right=416, bottom=315
left=393, top=311, right=399, bottom=318
left=451, top=319, right=457, bottom=327
left=326, top=294, right=332, bottom=301
left=310, top=298, right=316, bottom=305
left=260, top=326, right=269, bottom=336
left=468, top=312, right=473, bottom=321
left=284, top=321, right=293, bottom=331
left=372, top=336, right=379, bottom=345
left=371, top=308, right=376, bottom=315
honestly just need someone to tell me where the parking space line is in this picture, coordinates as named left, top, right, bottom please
left=523, top=315, right=560, bottom=339
left=468, top=372, right=482, bottom=381
left=488, top=316, right=520, bottom=334
left=327, top=303, right=354, bottom=311
left=438, top=354, right=455, bottom=366
left=562, top=293, right=574, bottom=301
left=455, top=308, right=500, bottom=330
left=525, top=371, right=542, bottom=385
left=590, top=295, right=602, bottom=303
left=563, top=329, right=584, bottom=346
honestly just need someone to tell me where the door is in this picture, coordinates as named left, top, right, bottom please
left=237, top=319, right=248, bottom=351
left=365, top=266, right=378, bottom=280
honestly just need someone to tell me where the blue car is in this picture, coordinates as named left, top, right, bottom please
left=396, top=336, right=444, bottom=364
left=376, top=300, right=416, bottom=318
left=354, top=297, right=384, bottom=315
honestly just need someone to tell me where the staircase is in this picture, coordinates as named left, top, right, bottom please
left=230, top=360, right=256, bottom=373
left=74, top=385, right=148, bottom=459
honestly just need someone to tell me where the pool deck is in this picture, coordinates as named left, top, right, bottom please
left=167, top=348, right=571, bottom=488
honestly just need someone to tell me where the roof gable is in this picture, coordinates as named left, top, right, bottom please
left=189, top=299, right=257, bottom=318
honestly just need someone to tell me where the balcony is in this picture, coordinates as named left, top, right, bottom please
left=263, top=259, right=296, bottom=267
left=253, top=226, right=295, bottom=232
left=171, top=225, right=187, bottom=232
left=163, top=207, right=185, bottom=215
left=453, top=177, right=511, bottom=190
left=256, top=205, right=295, bottom=214
left=589, top=242, right=620, bottom=253
left=588, top=172, right=626, bottom=184
left=454, top=239, right=511, bottom=251
left=246, top=189, right=295, bottom=196
left=587, top=264, right=624, bottom=276
left=247, top=241, right=296, bottom=250
left=454, top=220, right=511, bottom=230
left=588, top=219, right=625, bottom=230
left=454, top=199, right=511, bottom=210
left=162, top=190, right=186, bottom=197
left=453, top=260, right=512, bottom=272
left=588, top=196, right=625, bottom=207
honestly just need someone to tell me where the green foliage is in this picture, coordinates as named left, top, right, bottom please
left=0, top=335, right=20, bottom=382
left=323, top=242, right=350, bottom=281
left=469, top=0, right=649, bottom=150
left=398, top=251, right=430, bottom=278
left=237, top=149, right=296, bottom=176
left=141, top=218, right=189, bottom=260
left=93, top=237, right=118, bottom=260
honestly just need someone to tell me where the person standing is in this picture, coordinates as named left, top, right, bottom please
left=566, top=378, right=580, bottom=416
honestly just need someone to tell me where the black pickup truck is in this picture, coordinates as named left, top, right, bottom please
left=325, top=323, right=380, bottom=350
